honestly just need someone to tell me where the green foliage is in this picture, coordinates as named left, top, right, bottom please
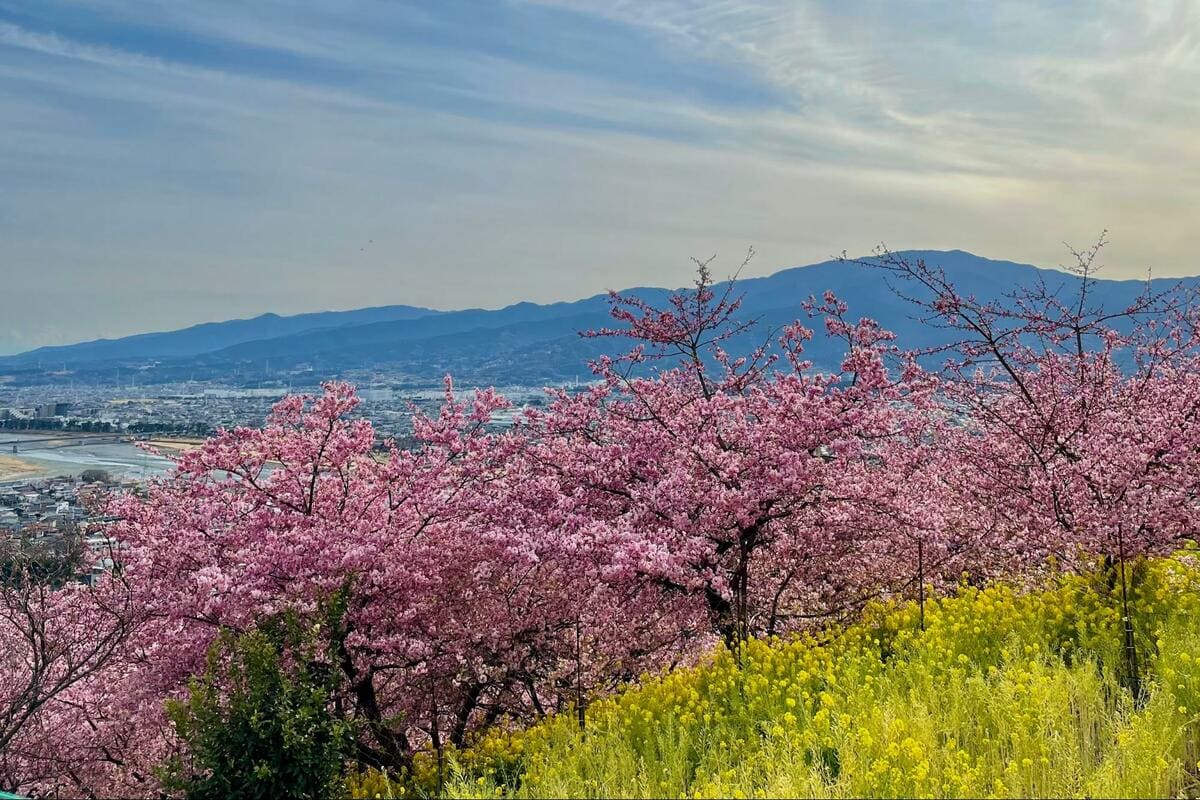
left=161, top=604, right=354, bottom=800
left=79, top=468, right=113, bottom=484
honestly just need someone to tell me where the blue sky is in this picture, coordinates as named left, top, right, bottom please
left=2, top=1, right=1198, bottom=353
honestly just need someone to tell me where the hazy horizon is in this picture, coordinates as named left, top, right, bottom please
left=1, top=246, right=1023, bottom=355
left=3, top=1, right=1198, bottom=354
left=4, top=246, right=1176, bottom=358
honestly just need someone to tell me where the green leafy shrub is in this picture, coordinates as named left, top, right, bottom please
left=160, top=609, right=354, bottom=800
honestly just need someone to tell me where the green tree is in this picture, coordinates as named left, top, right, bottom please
left=79, top=469, right=112, bottom=485
left=161, top=604, right=353, bottom=800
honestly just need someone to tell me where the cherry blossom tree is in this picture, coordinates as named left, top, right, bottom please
left=0, top=539, right=134, bottom=795
left=41, top=380, right=692, bottom=794
left=525, top=257, right=938, bottom=650
left=864, top=236, right=1200, bottom=694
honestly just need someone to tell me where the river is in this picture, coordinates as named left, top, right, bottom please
left=0, top=433, right=175, bottom=483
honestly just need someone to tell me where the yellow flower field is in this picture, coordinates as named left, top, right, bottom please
left=352, top=553, right=1200, bottom=799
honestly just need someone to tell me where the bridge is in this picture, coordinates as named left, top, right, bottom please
left=0, top=433, right=134, bottom=453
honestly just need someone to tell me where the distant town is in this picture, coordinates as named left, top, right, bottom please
left=0, top=379, right=550, bottom=440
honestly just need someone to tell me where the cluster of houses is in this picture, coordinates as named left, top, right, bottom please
left=0, top=476, right=86, bottom=533
left=1, top=475, right=130, bottom=585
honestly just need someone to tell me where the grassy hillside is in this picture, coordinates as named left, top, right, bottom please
left=352, top=553, right=1200, bottom=799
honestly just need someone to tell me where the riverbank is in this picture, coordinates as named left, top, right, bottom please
left=0, top=454, right=47, bottom=482
left=144, top=437, right=206, bottom=455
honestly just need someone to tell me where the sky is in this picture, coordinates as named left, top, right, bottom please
left=1, top=1, right=1198, bottom=354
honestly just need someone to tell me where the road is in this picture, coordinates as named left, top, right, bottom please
left=0, top=432, right=134, bottom=453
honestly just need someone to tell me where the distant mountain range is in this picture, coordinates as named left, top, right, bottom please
left=1, top=251, right=1189, bottom=388
left=3, top=305, right=440, bottom=367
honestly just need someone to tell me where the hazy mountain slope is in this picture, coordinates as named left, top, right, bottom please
left=3, top=251, right=1191, bottom=387
left=0, top=305, right=441, bottom=367
left=200, top=297, right=659, bottom=363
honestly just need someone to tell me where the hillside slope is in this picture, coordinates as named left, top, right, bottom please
left=422, top=555, right=1200, bottom=799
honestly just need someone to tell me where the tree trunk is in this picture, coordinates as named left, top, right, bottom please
left=430, top=679, right=444, bottom=796
left=917, top=538, right=925, bottom=632
left=333, top=621, right=413, bottom=774
left=575, top=616, right=586, bottom=731
left=704, top=586, right=739, bottom=653
left=1114, top=527, right=1143, bottom=704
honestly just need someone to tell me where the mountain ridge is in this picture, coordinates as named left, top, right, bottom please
left=2, top=304, right=442, bottom=367
left=2, top=250, right=1190, bottom=387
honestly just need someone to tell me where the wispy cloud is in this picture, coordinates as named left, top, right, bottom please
left=0, top=20, right=172, bottom=71
left=0, top=1, right=1196, bottom=353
